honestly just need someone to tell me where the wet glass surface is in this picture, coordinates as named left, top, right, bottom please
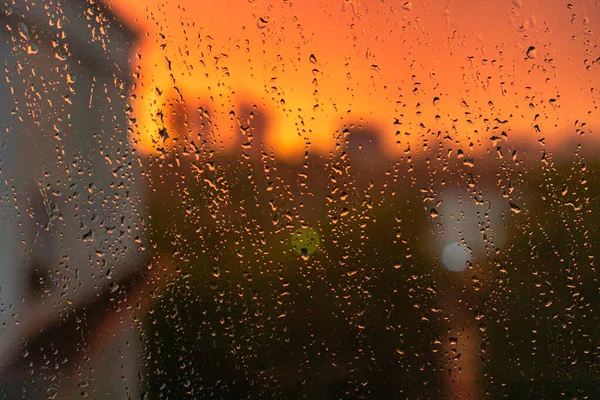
left=1, top=0, right=600, bottom=398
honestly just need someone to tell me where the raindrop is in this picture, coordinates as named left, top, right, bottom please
left=402, top=1, right=413, bottom=11
left=27, top=44, right=38, bottom=55
left=82, top=230, right=94, bottom=242
left=509, top=202, right=522, bottom=213
left=109, top=282, right=120, bottom=293
left=257, top=16, right=272, bottom=29
left=300, top=248, right=309, bottom=261
left=17, top=22, right=30, bottom=41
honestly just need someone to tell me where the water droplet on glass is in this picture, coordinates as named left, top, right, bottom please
left=109, top=282, right=120, bottom=293
left=300, top=248, right=309, bottom=261
left=17, top=22, right=30, bottom=41
left=509, top=202, right=522, bottom=213
left=27, top=44, right=38, bottom=55
left=257, top=16, right=272, bottom=29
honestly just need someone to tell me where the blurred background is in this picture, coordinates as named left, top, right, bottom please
left=0, top=0, right=599, bottom=398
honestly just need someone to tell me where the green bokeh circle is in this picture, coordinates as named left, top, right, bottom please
left=291, top=227, right=320, bottom=256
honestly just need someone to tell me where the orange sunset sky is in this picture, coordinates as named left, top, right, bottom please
left=106, top=0, right=599, bottom=159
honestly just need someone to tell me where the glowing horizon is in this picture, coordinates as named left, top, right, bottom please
left=107, top=0, right=599, bottom=159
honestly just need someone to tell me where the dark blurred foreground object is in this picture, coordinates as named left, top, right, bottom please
left=0, top=1, right=147, bottom=398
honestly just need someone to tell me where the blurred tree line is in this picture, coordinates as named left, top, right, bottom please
left=140, top=129, right=600, bottom=399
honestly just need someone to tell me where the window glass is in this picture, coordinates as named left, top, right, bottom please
left=0, top=0, right=599, bottom=398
